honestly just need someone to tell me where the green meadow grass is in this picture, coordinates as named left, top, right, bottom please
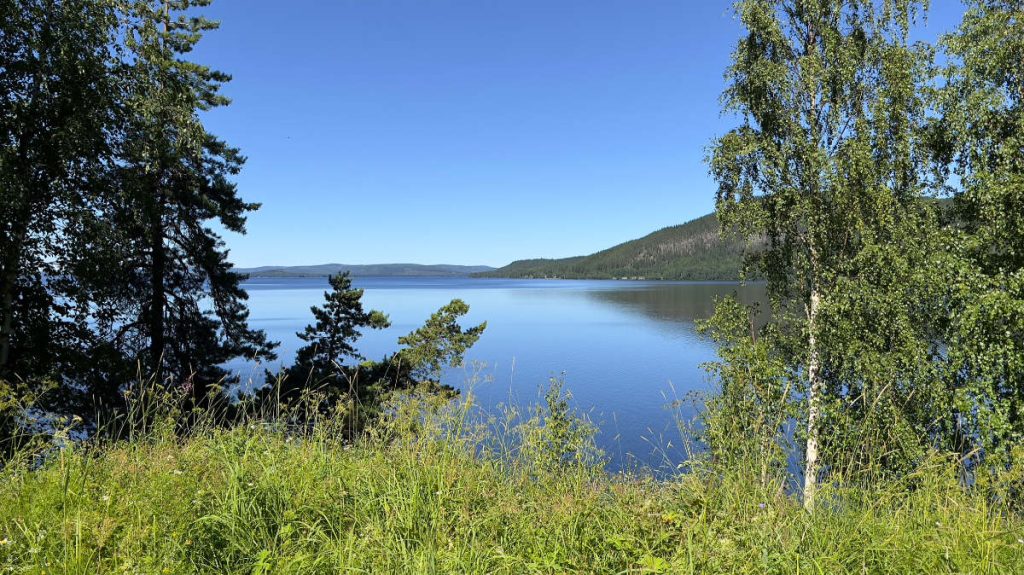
left=1, top=389, right=1022, bottom=574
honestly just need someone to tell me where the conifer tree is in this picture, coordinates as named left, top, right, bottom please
left=285, top=272, right=390, bottom=392
left=395, top=299, right=486, bottom=383
left=107, top=0, right=275, bottom=402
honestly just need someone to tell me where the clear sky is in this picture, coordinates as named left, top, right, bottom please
left=192, top=0, right=965, bottom=268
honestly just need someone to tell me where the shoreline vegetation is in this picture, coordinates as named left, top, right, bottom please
left=2, top=384, right=1022, bottom=574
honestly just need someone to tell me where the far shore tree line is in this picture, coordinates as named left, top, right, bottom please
left=0, top=0, right=484, bottom=448
left=2, top=0, right=1024, bottom=513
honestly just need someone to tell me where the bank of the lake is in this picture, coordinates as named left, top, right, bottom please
left=3, top=411, right=1020, bottom=574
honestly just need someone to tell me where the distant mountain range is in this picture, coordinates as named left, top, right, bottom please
left=236, top=263, right=496, bottom=278
left=238, top=212, right=751, bottom=281
left=475, top=213, right=751, bottom=281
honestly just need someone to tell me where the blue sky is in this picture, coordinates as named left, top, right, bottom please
left=193, top=1, right=965, bottom=268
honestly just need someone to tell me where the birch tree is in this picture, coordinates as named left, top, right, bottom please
left=709, top=0, right=937, bottom=509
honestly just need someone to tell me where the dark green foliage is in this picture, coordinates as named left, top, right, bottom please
left=709, top=0, right=942, bottom=508
left=702, top=0, right=1024, bottom=510
left=931, top=0, right=1024, bottom=473
left=0, top=0, right=124, bottom=397
left=477, top=213, right=752, bottom=281
left=0, top=0, right=275, bottom=442
left=264, top=273, right=389, bottom=408
left=107, top=0, right=276, bottom=403
left=394, top=299, right=486, bottom=382
left=698, top=297, right=796, bottom=490
left=252, top=278, right=484, bottom=432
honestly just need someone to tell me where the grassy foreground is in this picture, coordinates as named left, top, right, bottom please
left=1, top=391, right=1022, bottom=574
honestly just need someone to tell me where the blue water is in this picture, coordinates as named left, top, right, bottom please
left=231, top=277, right=765, bottom=471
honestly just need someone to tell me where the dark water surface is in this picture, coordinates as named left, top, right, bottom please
left=232, top=277, right=765, bottom=471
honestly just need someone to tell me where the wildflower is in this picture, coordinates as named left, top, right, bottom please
left=0, top=538, right=9, bottom=546
left=172, top=469, right=183, bottom=475
left=101, top=495, right=110, bottom=503
left=758, top=503, right=766, bottom=510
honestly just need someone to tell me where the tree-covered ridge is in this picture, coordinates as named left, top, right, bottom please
left=477, top=213, right=752, bottom=281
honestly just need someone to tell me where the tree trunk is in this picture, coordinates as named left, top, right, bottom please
left=0, top=198, right=32, bottom=374
left=148, top=199, right=166, bottom=378
left=0, top=262, right=16, bottom=371
left=803, top=287, right=822, bottom=511
left=148, top=1, right=171, bottom=381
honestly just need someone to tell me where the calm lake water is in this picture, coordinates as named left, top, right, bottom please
left=231, top=277, right=765, bottom=471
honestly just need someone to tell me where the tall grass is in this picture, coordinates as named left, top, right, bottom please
left=0, top=380, right=1022, bottom=574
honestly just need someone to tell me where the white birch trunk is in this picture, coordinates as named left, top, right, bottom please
left=803, top=288, right=822, bottom=511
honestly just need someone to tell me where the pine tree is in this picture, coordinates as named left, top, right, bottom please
left=395, top=299, right=486, bottom=383
left=106, top=0, right=276, bottom=402
left=285, top=272, right=390, bottom=392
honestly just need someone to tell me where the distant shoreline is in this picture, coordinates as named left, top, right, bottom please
left=239, top=274, right=759, bottom=285
left=235, top=263, right=495, bottom=278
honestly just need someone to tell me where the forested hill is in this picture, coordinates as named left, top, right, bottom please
left=476, top=213, right=750, bottom=281
left=237, top=264, right=495, bottom=278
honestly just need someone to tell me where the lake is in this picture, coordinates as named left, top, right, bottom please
left=232, top=277, right=766, bottom=471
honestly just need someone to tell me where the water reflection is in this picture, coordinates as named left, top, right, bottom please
left=583, top=282, right=768, bottom=331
